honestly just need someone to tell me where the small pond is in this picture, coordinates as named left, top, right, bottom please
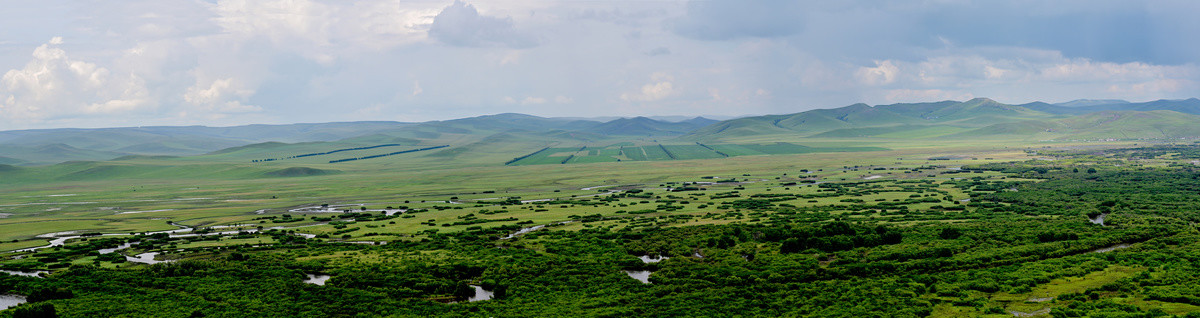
left=304, top=274, right=331, bottom=286
left=638, top=255, right=668, bottom=263
left=0, top=295, right=27, bottom=310
left=625, top=270, right=653, bottom=284
left=467, top=285, right=493, bottom=302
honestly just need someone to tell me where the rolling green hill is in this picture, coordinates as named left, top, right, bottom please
left=4, top=97, right=1200, bottom=168
left=1021, top=98, right=1200, bottom=116
left=583, top=117, right=713, bottom=136
left=686, top=98, right=1200, bottom=142
left=939, top=110, right=1200, bottom=141
left=684, top=98, right=1062, bottom=141
left=682, top=115, right=800, bottom=139
left=0, top=156, right=27, bottom=165
left=0, top=143, right=128, bottom=165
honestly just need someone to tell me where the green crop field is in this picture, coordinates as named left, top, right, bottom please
left=661, top=144, right=725, bottom=159
left=639, top=144, right=673, bottom=160
left=504, top=142, right=888, bottom=166
left=620, top=145, right=648, bottom=161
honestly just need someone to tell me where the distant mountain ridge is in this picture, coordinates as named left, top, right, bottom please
left=1054, top=99, right=1131, bottom=107
left=0, top=115, right=716, bottom=164
left=2, top=97, right=1199, bottom=165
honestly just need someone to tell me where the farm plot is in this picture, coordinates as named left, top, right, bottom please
left=711, top=142, right=886, bottom=157
left=620, top=146, right=648, bottom=161
left=570, top=148, right=623, bottom=163
left=639, top=145, right=674, bottom=160
left=510, top=142, right=888, bottom=165
left=661, top=144, right=726, bottom=160
left=507, top=147, right=587, bottom=165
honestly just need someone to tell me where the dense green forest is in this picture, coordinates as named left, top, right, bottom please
left=5, top=145, right=1200, bottom=317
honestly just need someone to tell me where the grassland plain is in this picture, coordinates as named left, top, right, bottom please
left=6, top=134, right=1200, bottom=317
left=0, top=137, right=1114, bottom=245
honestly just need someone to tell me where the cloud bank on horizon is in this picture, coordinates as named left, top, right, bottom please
left=0, top=0, right=1197, bottom=129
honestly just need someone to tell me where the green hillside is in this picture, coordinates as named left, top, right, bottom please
left=0, top=143, right=127, bottom=165
left=949, top=110, right=1200, bottom=140
left=0, top=156, right=26, bottom=165
left=584, top=117, right=710, bottom=136
left=686, top=99, right=1200, bottom=142
left=682, top=115, right=799, bottom=140
left=5, top=98, right=1200, bottom=167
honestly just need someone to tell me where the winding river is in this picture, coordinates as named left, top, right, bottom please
left=9, top=220, right=334, bottom=254
left=0, top=270, right=47, bottom=278
left=126, top=252, right=171, bottom=264
left=1090, top=244, right=1131, bottom=254
left=501, top=221, right=574, bottom=240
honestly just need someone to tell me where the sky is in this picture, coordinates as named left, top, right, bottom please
left=0, top=0, right=1197, bottom=130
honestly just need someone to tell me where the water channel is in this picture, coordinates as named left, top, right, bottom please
left=0, top=270, right=47, bottom=278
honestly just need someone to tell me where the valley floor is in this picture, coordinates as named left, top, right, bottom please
left=3, top=141, right=1200, bottom=317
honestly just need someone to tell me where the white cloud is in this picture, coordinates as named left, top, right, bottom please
left=428, top=1, right=535, bottom=48
left=212, top=0, right=333, bottom=45
left=708, top=88, right=723, bottom=101
left=501, top=95, right=572, bottom=106
left=1108, top=79, right=1188, bottom=95
left=0, top=38, right=150, bottom=121
left=183, top=77, right=260, bottom=113
left=885, top=89, right=973, bottom=103
left=499, top=51, right=522, bottom=65
left=520, top=96, right=547, bottom=105
left=1039, top=60, right=1191, bottom=81
left=208, top=0, right=439, bottom=57
left=983, top=66, right=1008, bottom=79
left=618, top=72, right=679, bottom=102
left=339, top=1, right=439, bottom=49
left=621, top=82, right=675, bottom=102
left=853, top=50, right=1199, bottom=104
left=2, top=1, right=1198, bottom=129
left=856, top=60, right=899, bottom=85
